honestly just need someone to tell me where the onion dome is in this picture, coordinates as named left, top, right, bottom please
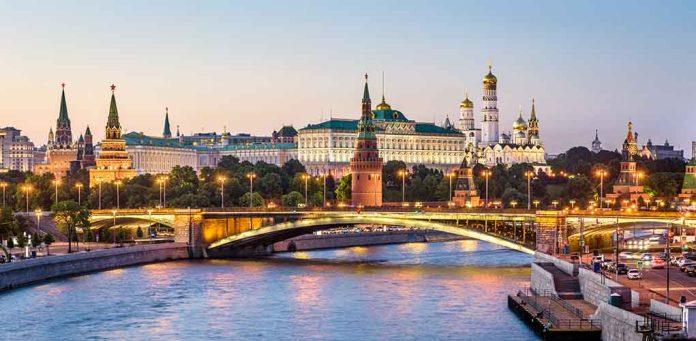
left=483, top=65, right=497, bottom=89
left=460, top=90, right=473, bottom=108
left=376, top=95, right=391, bottom=110
left=512, top=107, right=527, bottom=131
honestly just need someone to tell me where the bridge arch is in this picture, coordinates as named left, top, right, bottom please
left=207, top=215, right=534, bottom=255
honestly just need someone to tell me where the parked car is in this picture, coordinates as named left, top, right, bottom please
left=627, top=269, right=643, bottom=280
left=616, top=263, right=629, bottom=275
left=641, top=253, right=654, bottom=261
left=602, top=261, right=615, bottom=270
left=680, top=260, right=695, bottom=272
left=672, top=256, right=683, bottom=266
left=619, top=251, right=633, bottom=259
left=686, top=265, right=696, bottom=277
left=652, top=258, right=666, bottom=269
left=678, top=258, right=692, bottom=267
left=592, top=255, right=605, bottom=263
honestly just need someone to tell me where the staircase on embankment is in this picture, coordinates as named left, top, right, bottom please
left=538, top=262, right=584, bottom=300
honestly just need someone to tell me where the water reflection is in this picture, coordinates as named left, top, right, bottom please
left=1, top=240, right=537, bottom=340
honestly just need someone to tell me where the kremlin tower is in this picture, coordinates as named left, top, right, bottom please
left=480, top=65, right=499, bottom=146
left=89, top=84, right=136, bottom=186
left=350, top=74, right=383, bottom=207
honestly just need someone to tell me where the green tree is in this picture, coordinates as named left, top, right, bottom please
left=281, top=159, right=306, bottom=179
left=7, top=234, right=14, bottom=249
left=336, top=175, right=351, bottom=201
left=239, top=192, right=265, bottom=207
left=31, top=232, right=40, bottom=248
left=52, top=200, right=90, bottom=253
left=282, top=191, right=304, bottom=207
left=43, top=233, right=55, bottom=255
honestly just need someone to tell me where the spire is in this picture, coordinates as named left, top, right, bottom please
left=163, top=107, right=172, bottom=138
left=85, top=125, right=92, bottom=136
left=107, top=84, right=120, bottom=129
left=363, top=73, right=370, bottom=102
left=529, top=98, right=537, bottom=121
left=358, top=74, right=376, bottom=139
left=58, top=83, right=69, bottom=124
left=176, top=125, right=180, bottom=137
left=78, top=134, right=84, bottom=142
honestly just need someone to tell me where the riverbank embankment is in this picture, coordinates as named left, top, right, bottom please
left=0, top=243, right=189, bottom=291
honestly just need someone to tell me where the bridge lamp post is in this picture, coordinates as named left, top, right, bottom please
left=22, top=185, right=33, bottom=213
left=0, top=182, right=6, bottom=208
left=301, top=174, right=309, bottom=206
left=97, top=180, right=103, bottom=210
left=594, top=170, right=607, bottom=209
left=111, top=209, right=117, bottom=246
left=569, top=200, right=576, bottom=210
left=524, top=171, right=534, bottom=210
left=533, top=200, right=540, bottom=210
left=52, top=179, right=61, bottom=206
left=398, top=169, right=408, bottom=204
left=551, top=200, right=559, bottom=210
left=246, top=172, right=257, bottom=208
left=34, top=209, right=42, bottom=234
left=319, top=173, right=327, bottom=207
left=481, top=169, right=492, bottom=208
left=447, top=171, right=455, bottom=203
left=217, top=176, right=227, bottom=208
left=114, top=180, right=122, bottom=210
left=75, top=182, right=83, bottom=206
left=510, top=200, right=518, bottom=209
left=147, top=209, right=153, bottom=239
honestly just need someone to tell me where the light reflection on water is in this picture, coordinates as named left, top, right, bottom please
left=2, top=240, right=537, bottom=340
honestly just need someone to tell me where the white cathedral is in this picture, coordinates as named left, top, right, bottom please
left=458, top=65, right=546, bottom=169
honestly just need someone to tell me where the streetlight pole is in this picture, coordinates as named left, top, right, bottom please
left=162, top=176, right=168, bottom=208
left=218, top=176, right=226, bottom=208
left=302, top=174, right=309, bottom=206
left=448, top=172, right=454, bottom=203
left=615, top=218, right=619, bottom=281
left=114, top=180, right=122, bottom=210
left=0, top=182, right=6, bottom=208
left=525, top=171, right=534, bottom=210
left=35, top=209, right=42, bottom=234
left=481, top=169, right=491, bottom=208
left=399, top=170, right=407, bottom=204
left=321, top=173, right=327, bottom=207
left=52, top=179, right=61, bottom=206
left=112, top=210, right=117, bottom=246
left=595, top=170, right=606, bottom=209
left=75, top=183, right=83, bottom=206
left=23, top=185, right=32, bottom=213
left=98, top=180, right=102, bottom=210
left=246, top=172, right=256, bottom=208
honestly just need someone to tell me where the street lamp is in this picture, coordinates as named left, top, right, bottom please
left=524, top=170, right=534, bottom=210
left=398, top=169, right=408, bottom=204
left=0, top=182, right=6, bottom=208
left=52, top=179, right=61, bottom=206
left=114, top=180, right=122, bottom=210
left=22, top=185, right=33, bottom=213
left=447, top=171, right=455, bottom=203
left=97, top=180, right=103, bottom=210
left=551, top=200, right=559, bottom=210
left=111, top=209, right=117, bottom=245
left=569, top=200, right=576, bottom=209
left=75, top=182, right=83, bottom=205
left=217, top=176, right=227, bottom=208
left=157, top=176, right=169, bottom=208
left=34, top=208, right=42, bottom=234
left=510, top=200, right=518, bottom=209
left=533, top=200, right=540, bottom=209
left=481, top=169, right=492, bottom=208
left=302, top=174, right=310, bottom=206
left=319, top=173, right=327, bottom=207
left=246, top=172, right=257, bottom=208
left=594, top=170, right=608, bottom=209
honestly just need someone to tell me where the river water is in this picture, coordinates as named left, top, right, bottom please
left=3, top=240, right=537, bottom=340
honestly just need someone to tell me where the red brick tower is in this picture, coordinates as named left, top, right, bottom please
left=350, top=74, right=383, bottom=207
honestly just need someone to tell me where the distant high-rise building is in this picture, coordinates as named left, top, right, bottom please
left=0, top=127, right=35, bottom=172
left=591, top=129, right=602, bottom=153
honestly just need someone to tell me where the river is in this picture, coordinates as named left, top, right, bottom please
left=3, top=240, right=537, bottom=340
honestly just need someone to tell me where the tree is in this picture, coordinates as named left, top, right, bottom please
left=282, top=191, right=304, bottom=207
left=43, top=233, right=55, bottom=255
left=336, top=175, right=351, bottom=201
left=239, top=192, right=265, bottom=207
left=31, top=232, right=40, bottom=248
left=7, top=235, right=14, bottom=249
left=281, top=159, right=306, bottom=179
left=52, top=200, right=90, bottom=253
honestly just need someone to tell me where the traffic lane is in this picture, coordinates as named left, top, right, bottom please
left=607, top=263, right=696, bottom=304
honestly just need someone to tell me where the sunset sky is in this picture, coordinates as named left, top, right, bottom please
left=1, top=1, right=695, bottom=155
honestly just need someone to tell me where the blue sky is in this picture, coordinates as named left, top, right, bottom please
left=1, top=1, right=694, bottom=155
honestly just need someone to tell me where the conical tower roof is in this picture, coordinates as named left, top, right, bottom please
left=107, top=84, right=121, bottom=129
left=58, top=83, right=70, bottom=124
left=163, top=107, right=172, bottom=138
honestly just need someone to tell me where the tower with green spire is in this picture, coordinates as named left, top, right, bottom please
left=55, top=83, right=73, bottom=148
left=350, top=74, right=383, bottom=207
left=90, top=84, right=136, bottom=186
left=527, top=98, right=542, bottom=146
left=163, top=107, right=172, bottom=138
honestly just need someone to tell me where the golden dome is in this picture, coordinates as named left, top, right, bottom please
left=483, top=65, right=497, bottom=89
left=376, top=96, right=391, bottom=110
left=460, top=90, right=473, bottom=108
left=513, top=109, right=527, bottom=130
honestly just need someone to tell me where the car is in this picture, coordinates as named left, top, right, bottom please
left=615, top=263, right=629, bottom=275
left=641, top=253, right=654, bottom=261
left=602, top=261, right=615, bottom=270
left=619, top=251, right=633, bottom=259
left=652, top=258, right=666, bottom=269
left=686, top=265, right=696, bottom=277
left=672, top=256, right=683, bottom=266
left=592, top=255, right=605, bottom=263
left=680, top=260, right=695, bottom=272
left=627, top=269, right=643, bottom=280
left=678, top=258, right=692, bottom=267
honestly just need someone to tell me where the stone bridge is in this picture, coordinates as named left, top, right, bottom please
left=88, top=208, right=695, bottom=258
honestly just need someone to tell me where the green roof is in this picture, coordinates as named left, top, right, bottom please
left=301, top=118, right=461, bottom=136
left=414, top=123, right=459, bottom=134
left=107, top=92, right=120, bottom=129
left=277, top=125, right=298, bottom=136
left=163, top=109, right=172, bottom=137
left=58, top=87, right=69, bottom=124
left=123, top=131, right=296, bottom=151
left=373, top=108, right=408, bottom=121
